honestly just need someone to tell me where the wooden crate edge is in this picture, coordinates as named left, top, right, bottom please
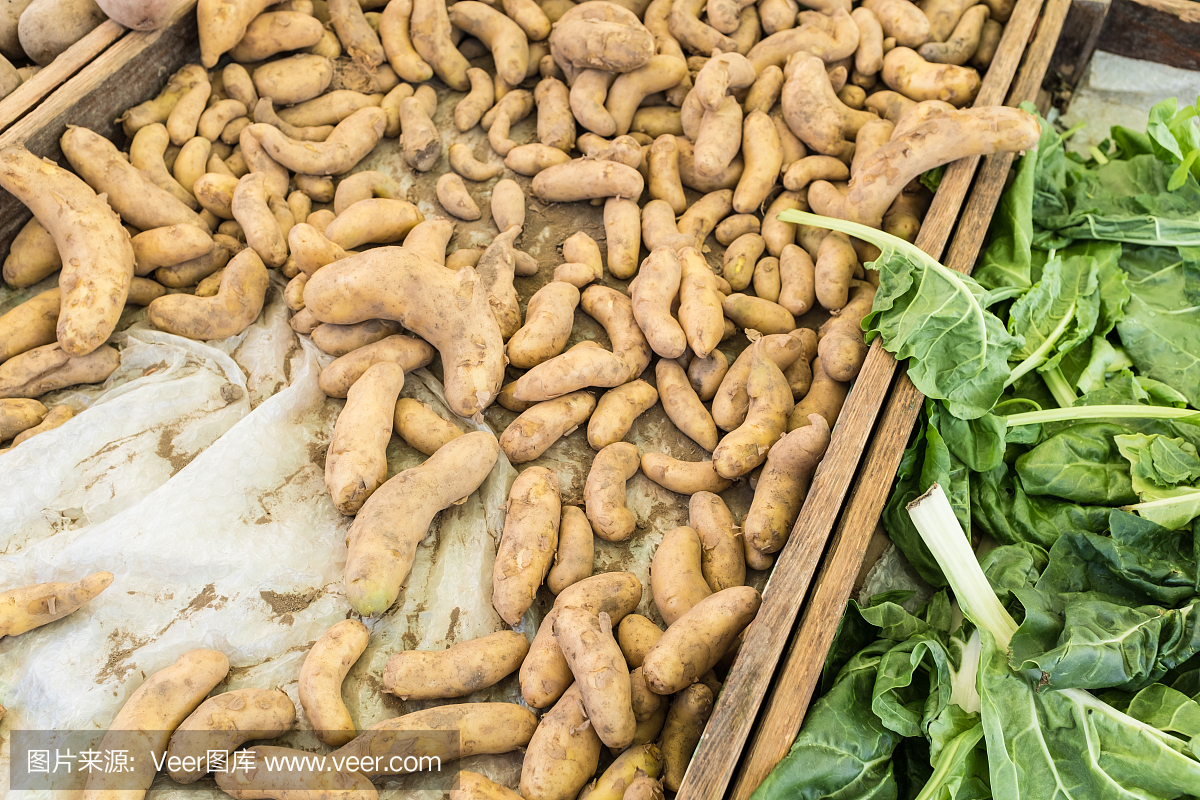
left=0, top=1, right=199, bottom=265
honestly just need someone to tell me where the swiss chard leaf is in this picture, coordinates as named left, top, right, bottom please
left=1015, top=422, right=1137, bottom=505
left=751, top=641, right=902, bottom=800
left=974, top=138, right=1038, bottom=297
left=779, top=210, right=1020, bottom=420
left=1115, top=245, right=1200, bottom=407
left=1005, top=249, right=1101, bottom=384
left=1128, top=683, right=1200, bottom=750
left=979, top=629, right=1200, bottom=799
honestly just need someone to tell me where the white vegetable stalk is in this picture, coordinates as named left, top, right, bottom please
left=1006, top=404, right=1199, bottom=427
left=906, top=484, right=1018, bottom=647
left=908, top=484, right=1194, bottom=753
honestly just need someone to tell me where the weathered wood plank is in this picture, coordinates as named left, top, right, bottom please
left=1097, top=0, right=1200, bottom=69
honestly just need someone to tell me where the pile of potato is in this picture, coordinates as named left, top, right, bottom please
left=0, top=0, right=1044, bottom=795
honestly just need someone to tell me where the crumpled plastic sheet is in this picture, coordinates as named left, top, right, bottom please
left=0, top=269, right=770, bottom=799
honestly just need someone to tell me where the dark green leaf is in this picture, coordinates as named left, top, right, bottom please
left=1015, top=422, right=1137, bottom=504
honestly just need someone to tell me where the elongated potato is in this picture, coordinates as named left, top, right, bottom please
left=314, top=319, right=405, bottom=358
left=605, top=196, right=642, bottom=280
left=493, top=466, right=560, bottom=624
left=82, top=650, right=230, bottom=798
left=585, top=441, right=639, bottom=542
left=345, top=430, right=500, bottom=615
left=712, top=344, right=793, bottom=478
left=0, top=342, right=120, bottom=398
left=656, top=358, right=718, bottom=452
left=449, top=1, right=529, bottom=86
left=392, top=397, right=463, bottom=455
left=640, top=453, right=731, bottom=494
left=299, top=619, right=369, bottom=746
left=555, top=606, right=636, bottom=749
left=318, top=335, right=435, bottom=398
left=689, top=491, right=745, bottom=592
left=326, top=361, right=404, bottom=515
left=166, top=689, right=297, bottom=784
left=410, top=0, right=472, bottom=90
left=60, top=126, right=210, bottom=234
left=500, top=391, right=597, bottom=464
left=0, top=147, right=135, bottom=358
left=331, top=0, right=386, bottom=65
left=133, top=225, right=212, bottom=275
left=304, top=246, right=505, bottom=417
left=507, top=282, right=579, bottom=370
left=642, top=586, right=760, bottom=694
left=744, top=414, right=831, bottom=553
left=521, top=681, right=602, bottom=800
left=661, top=683, right=713, bottom=791
left=246, top=107, right=387, bottom=175
left=651, top=525, right=711, bottom=626
left=630, top=247, right=685, bottom=358
left=520, top=571, right=642, bottom=708
left=787, top=356, right=849, bottom=430
left=547, top=505, right=594, bottom=594
left=119, top=63, right=208, bottom=138
left=381, top=0, right=434, bottom=81
left=333, top=702, right=536, bottom=776
left=383, top=630, right=529, bottom=699
left=532, top=159, right=644, bottom=203
left=587, top=379, right=657, bottom=449
left=676, top=247, right=724, bottom=360
left=148, top=248, right=268, bottom=340
left=327, top=198, right=425, bottom=248
left=233, top=172, right=288, bottom=268
left=0, top=571, right=111, bottom=637
left=3, top=217, right=61, bottom=288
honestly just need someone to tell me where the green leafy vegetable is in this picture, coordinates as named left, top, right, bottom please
left=779, top=210, right=1021, bottom=420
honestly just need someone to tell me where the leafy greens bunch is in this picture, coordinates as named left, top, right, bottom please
left=764, top=100, right=1200, bottom=800
left=755, top=489, right=1200, bottom=800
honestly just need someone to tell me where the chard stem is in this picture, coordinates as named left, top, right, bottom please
left=1006, top=405, right=1200, bottom=427
left=907, top=484, right=1019, bottom=647
left=1041, top=367, right=1078, bottom=408
left=1003, top=300, right=1076, bottom=388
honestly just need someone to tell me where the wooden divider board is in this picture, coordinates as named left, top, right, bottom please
left=0, top=1, right=199, bottom=259
left=0, top=20, right=127, bottom=135
left=718, top=0, right=1074, bottom=797
left=674, top=0, right=1058, bottom=796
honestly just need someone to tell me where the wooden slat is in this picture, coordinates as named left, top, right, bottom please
left=0, top=21, right=128, bottom=134
left=1047, top=0, right=1111, bottom=89
left=676, top=1, right=1050, bottom=797
left=724, top=1, right=1073, bottom=796
left=0, top=1, right=198, bottom=261
left=1097, top=0, right=1200, bottom=70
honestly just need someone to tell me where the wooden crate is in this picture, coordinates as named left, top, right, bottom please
left=0, top=1, right=199, bottom=258
left=1097, top=0, right=1200, bottom=70
left=675, top=1, right=1073, bottom=797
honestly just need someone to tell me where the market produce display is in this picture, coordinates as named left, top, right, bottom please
left=759, top=102, right=1200, bottom=799
left=0, top=0, right=1045, bottom=794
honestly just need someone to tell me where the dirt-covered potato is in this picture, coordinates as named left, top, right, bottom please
left=642, top=586, right=761, bottom=694
left=382, top=630, right=529, bottom=699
